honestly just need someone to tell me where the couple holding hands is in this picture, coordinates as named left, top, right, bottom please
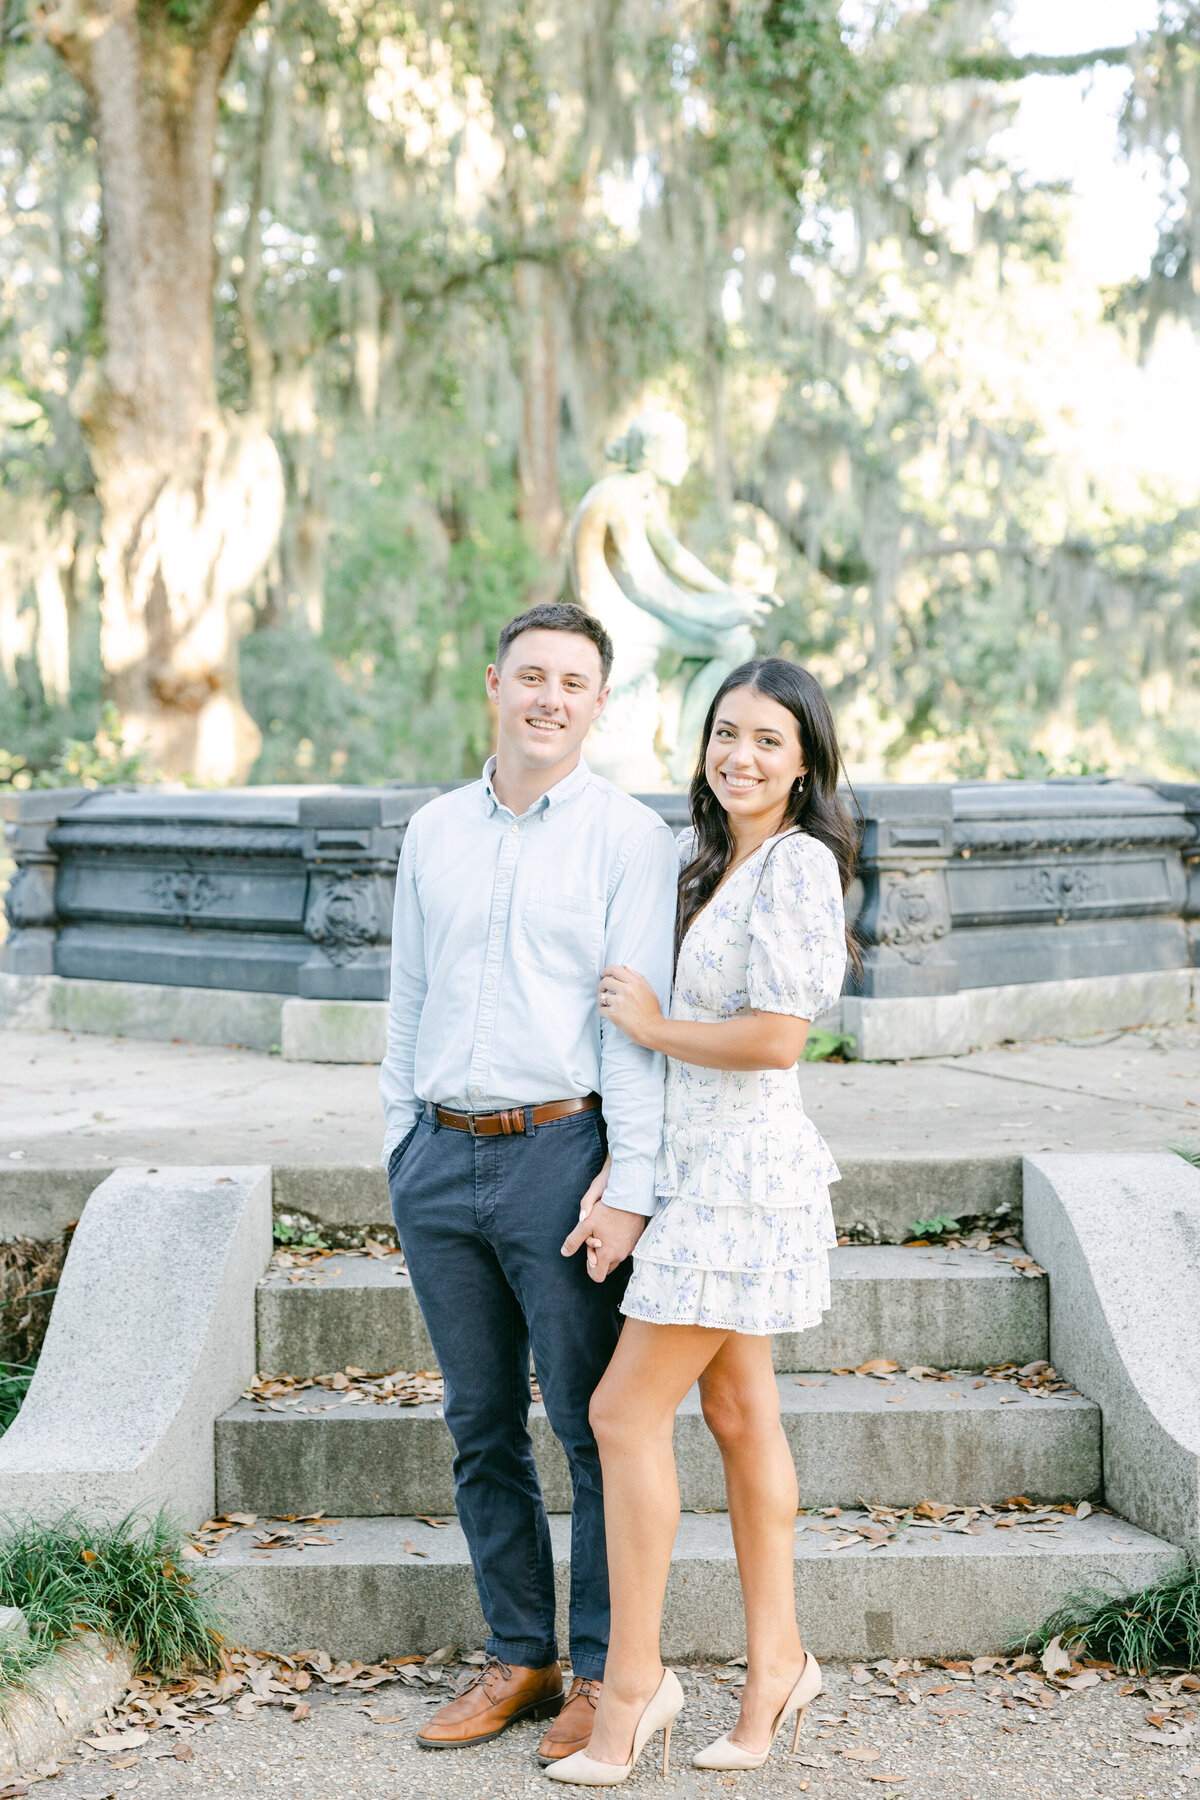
left=379, top=601, right=856, bottom=1785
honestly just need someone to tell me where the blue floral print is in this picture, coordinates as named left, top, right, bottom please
left=621, top=828, right=847, bottom=1336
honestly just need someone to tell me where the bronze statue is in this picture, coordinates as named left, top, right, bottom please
left=570, top=411, right=777, bottom=787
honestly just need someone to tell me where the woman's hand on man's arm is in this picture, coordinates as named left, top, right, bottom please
left=599, top=964, right=809, bottom=1071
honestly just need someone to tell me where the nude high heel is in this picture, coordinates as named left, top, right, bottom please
left=691, top=1651, right=822, bottom=1770
left=546, top=1667, right=684, bottom=1786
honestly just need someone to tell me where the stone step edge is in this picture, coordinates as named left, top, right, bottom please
left=205, top=1509, right=1179, bottom=1660
left=271, top=1157, right=1023, bottom=1243
left=223, top=1370, right=1093, bottom=1422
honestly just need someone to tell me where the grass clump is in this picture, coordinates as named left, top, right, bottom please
left=0, top=1364, right=36, bottom=1434
left=1024, top=1552, right=1200, bottom=1673
left=0, top=1512, right=225, bottom=1688
left=801, top=1028, right=857, bottom=1063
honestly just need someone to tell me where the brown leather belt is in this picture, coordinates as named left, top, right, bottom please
left=434, top=1094, right=601, bottom=1137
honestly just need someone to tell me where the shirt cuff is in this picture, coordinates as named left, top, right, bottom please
left=602, top=1154, right=658, bottom=1218
left=380, top=1108, right=421, bottom=1165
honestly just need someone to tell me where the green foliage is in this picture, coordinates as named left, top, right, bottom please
left=908, top=1212, right=960, bottom=1241
left=1022, top=1553, right=1200, bottom=1674
left=0, top=1512, right=224, bottom=1687
left=1173, top=1144, right=1200, bottom=1170
left=5, top=0, right=1200, bottom=784
left=0, top=704, right=155, bottom=792
left=0, top=1363, right=35, bottom=1434
left=242, top=428, right=539, bottom=783
left=800, top=1027, right=857, bottom=1062
left=273, top=1213, right=331, bottom=1250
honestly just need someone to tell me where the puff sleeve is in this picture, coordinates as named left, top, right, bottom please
left=746, top=832, right=847, bottom=1020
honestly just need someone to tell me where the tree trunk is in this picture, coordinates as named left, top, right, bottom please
left=513, top=260, right=565, bottom=584
left=43, top=0, right=282, bottom=782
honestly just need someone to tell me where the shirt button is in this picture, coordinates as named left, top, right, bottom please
left=493, top=926, right=503, bottom=938
left=498, top=873, right=510, bottom=884
left=509, top=825, right=519, bottom=836
left=471, top=1086, right=482, bottom=1097
left=479, top=1033, right=490, bottom=1044
left=485, top=980, right=496, bottom=991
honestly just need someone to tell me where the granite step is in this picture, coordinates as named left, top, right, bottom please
left=215, top=1371, right=1098, bottom=1519
left=206, top=1506, right=1176, bottom=1663
left=256, top=1243, right=1047, bottom=1379
left=271, top=1155, right=1023, bottom=1249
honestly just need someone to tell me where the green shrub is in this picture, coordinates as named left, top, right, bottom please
left=908, top=1212, right=960, bottom=1241
left=0, top=1364, right=35, bottom=1435
left=801, top=1028, right=857, bottom=1063
left=0, top=1513, right=224, bottom=1687
left=0, top=703, right=155, bottom=792
left=1023, top=1553, right=1200, bottom=1674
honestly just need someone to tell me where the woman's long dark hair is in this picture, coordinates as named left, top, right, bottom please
left=676, top=657, right=862, bottom=970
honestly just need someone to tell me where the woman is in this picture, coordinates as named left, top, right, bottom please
left=548, top=656, right=858, bottom=1787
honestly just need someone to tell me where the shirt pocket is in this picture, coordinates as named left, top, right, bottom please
left=516, top=894, right=605, bottom=980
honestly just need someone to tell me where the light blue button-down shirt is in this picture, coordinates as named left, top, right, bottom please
left=379, top=756, right=678, bottom=1215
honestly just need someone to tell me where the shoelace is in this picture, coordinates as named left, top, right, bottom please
left=456, top=1657, right=514, bottom=1697
left=571, top=1678, right=602, bottom=1708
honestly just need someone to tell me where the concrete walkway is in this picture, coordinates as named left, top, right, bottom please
left=3, top=1018, right=1198, bottom=1170
left=41, top=1657, right=1198, bottom=1800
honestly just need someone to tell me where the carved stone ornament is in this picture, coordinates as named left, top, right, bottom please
left=1013, top=864, right=1104, bottom=915
left=875, top=870, right=951, bottom=964
left=3, top=864, right=57, bottom=932
left=304, top=876, right=378, bottom=965
left=147, top=870, right=231, bottom=915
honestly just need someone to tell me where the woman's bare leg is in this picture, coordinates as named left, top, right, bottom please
left=585, top=1319, right=729, bottom=1765
left=699, top=1333, right=806, bottom=1751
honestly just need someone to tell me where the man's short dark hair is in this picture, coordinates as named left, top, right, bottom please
left=496, top=602, right=614, bottom=686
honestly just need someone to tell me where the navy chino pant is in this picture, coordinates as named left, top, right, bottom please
left=387, top=1104, right=627, bottom=1679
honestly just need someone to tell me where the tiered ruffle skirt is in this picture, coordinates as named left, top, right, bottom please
left=620, top=1107, right=839, bottom=1336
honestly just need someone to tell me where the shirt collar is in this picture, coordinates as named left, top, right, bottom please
left=481, top=754, right=592, bottom=820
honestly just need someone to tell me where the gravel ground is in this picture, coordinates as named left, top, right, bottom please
left=28, top=1656, right=1200, bottom=1800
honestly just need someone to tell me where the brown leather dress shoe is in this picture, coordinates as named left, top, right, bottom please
left=537, top=1676, right=603, bottom=1764
left=416, top=1657, right=563, bottom=1749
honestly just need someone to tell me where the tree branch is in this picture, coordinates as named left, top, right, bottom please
left=948, top=44, right=1135, bottom=81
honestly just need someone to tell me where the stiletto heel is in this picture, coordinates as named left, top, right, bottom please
left=692, top=1652, right=822, bottom=1771
left=546, top=1668, right=684, bottom=1786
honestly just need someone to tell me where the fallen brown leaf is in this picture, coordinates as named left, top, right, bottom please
left=290, top=1701, right=311, bottom=1722
left=402, top=1540, right=428, bottom=1557
left=85, top=1730, right=149, bottom=1751
left=840, top=1745, right=881, bottom=1762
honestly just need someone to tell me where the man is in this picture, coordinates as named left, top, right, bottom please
left=380, top=601, right=677, bottom=1762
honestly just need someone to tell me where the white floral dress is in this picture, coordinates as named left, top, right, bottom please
left=620, top=828, right=846, bottom=1336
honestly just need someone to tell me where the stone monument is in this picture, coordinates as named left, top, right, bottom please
left=569, top=410, right=778, bottom=788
